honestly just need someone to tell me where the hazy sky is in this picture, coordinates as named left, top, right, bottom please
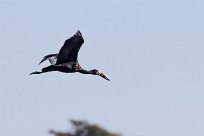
left=0, top=0, right=203, bottom=136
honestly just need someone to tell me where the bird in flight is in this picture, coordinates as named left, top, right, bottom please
left=30, top=30, right=110, bottom=81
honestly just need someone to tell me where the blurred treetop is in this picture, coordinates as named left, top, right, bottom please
left=49, top=120, right=121, bottom=136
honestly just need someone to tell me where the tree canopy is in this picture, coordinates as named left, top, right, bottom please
left=49, top=120, right=120, bottom=136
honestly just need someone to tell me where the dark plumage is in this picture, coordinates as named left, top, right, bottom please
left=30, top=30, right=110, bottom=81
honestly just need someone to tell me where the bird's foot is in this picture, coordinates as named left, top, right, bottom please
left=30, top=71, right=42, bottom=75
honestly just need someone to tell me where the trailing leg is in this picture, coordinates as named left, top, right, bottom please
left=30, top=65, right=56, bottom=75
left=30, top=71, right=44, bottom=75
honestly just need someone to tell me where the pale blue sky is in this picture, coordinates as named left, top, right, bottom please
left=0, top=0, right=203, bottom=136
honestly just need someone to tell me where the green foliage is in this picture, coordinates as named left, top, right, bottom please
left=49, top=120, right=120, bottom=136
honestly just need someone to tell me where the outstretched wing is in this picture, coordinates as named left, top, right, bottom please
left=39, top=54, right=58, bottom=65
left=55, top=30, right=84, bottom=65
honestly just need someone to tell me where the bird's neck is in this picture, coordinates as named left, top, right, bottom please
left=77, top=69, right=95, bottom=75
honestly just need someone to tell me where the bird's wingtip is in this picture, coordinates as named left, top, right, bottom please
left=74, top=30, right=82, bottom=37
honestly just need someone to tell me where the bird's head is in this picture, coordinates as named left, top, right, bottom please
left=90, top=69, right=110, bottom=81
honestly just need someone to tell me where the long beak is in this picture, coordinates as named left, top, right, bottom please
left=99, top=72, right=110, bottom=81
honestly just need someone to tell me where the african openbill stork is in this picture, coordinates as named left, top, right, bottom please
left=30, top=30, right=110, bottom=81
